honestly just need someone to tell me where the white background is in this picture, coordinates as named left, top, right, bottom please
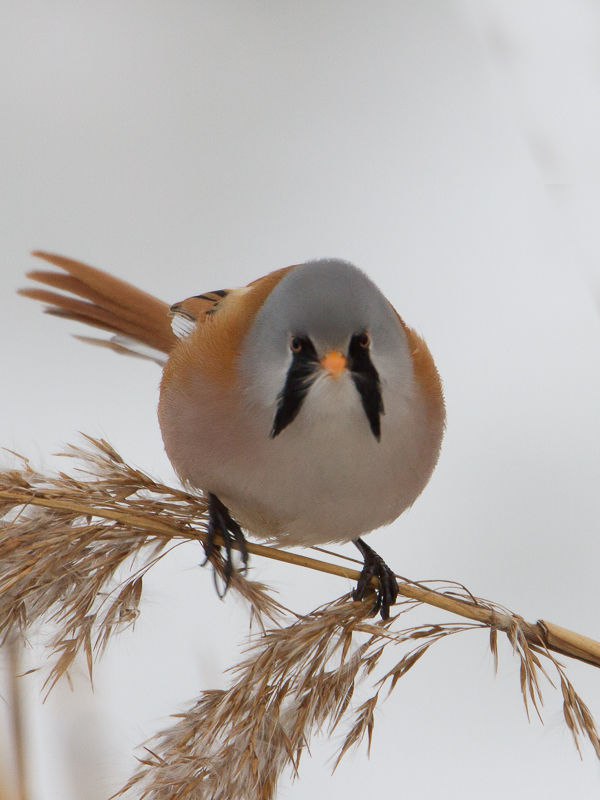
left=2, top=2, right=600, bottom=798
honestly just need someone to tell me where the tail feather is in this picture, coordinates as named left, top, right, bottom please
left=19, top=251, right=177, bottom=358
left=24, top=269, right=159, bottom=332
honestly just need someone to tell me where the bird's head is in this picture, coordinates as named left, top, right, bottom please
left=239, top=259, right=414, bottom=442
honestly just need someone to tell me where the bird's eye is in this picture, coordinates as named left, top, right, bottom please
left=290, top=336, right=303, bottom=353
left=358, top=331, right=371, bottom=349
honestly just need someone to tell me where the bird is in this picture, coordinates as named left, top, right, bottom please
left=20, top=252, right=445, bottom=619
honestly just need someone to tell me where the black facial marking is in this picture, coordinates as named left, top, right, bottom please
left=271, top=336, right=319, bottom=438
left=349, top=332, right=385, bottom=441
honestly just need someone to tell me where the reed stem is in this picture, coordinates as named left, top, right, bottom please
left=1, top=487, right=598, bottom=669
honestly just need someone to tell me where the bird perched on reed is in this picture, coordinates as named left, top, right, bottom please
left=20, top=252, right=445, bottom=618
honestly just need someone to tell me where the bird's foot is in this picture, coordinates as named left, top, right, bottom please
left=203, top=493, right=249, bottom=596
left=352, top=538, right=398, bottom=621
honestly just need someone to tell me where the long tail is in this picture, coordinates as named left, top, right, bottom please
left=19, top=251, right=177, bottom=364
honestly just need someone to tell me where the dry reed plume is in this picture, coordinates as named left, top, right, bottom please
left=1, top=437, right=599, bottom=799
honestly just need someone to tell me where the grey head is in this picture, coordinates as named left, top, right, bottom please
left=240, top=259, right=412, bottom=440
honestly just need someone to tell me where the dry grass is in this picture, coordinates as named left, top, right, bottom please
left=0, top=437, right=283, bottom=694
left=118, top=603, right=599, bottom=799
left=0, top=437, right=599, bottom=799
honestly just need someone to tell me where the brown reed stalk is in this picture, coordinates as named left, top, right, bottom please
left=0, top=437, right=599, bottom=799
left=6, top=638, right=29, bottom=800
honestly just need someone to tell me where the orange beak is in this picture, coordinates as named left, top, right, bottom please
left=320, top=350, right=347, bottom=379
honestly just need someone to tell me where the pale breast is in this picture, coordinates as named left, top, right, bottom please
left=159, top=363, right=442, bottom=546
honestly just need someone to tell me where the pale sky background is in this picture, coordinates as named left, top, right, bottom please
left=2, top=2, right=600, bottom=798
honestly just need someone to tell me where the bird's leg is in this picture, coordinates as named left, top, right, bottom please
left=203, top=493, right=249, bottom=596
left=352, top=538, right=398, bottom=620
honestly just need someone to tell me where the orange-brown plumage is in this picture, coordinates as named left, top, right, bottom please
left=162, top=266, right=293, bottom=392
left=399, top=319, right=445, bottom=435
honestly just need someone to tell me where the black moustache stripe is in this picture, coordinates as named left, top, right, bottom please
left=271, top=338, right=319, bottom=438
left=349, top=334, right=385, bottom=441
left=271, top=334, right=384, bottom=440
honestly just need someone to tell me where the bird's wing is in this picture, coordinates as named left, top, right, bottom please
left=167, top=264, right=298, bottom=343
left=162, top=266, right=295, bottom=389
left=169, top=289, right=232, bottom=340
left=20, top=251, right=179, bottom=365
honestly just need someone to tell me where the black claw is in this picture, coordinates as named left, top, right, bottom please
left=202, top=516, right=218, bottom=565
left=352, top=538, right=398, bottom=621
left=203, top=494, right=250, bottom=596
left=226, top=514, right=249, bottom=573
